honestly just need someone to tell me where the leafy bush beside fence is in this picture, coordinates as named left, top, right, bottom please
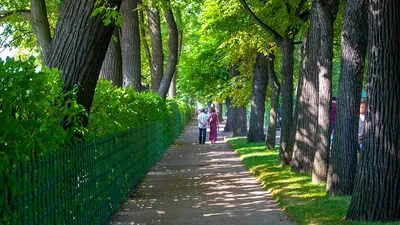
left=0, top=57, right=195, bottom=225
left=0, top=114, right=192, bottom=225
left=0, top=57, right=87, bottom=170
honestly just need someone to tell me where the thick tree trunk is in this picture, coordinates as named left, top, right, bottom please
left=279, top=36, right=295, bottom=165
left=346, top=0, right=400, bottom=221
left=229, top=64, right=247, bottom=137
left=168, top=28, right=182, bottom=98
left=266, top=53, right=280, bottom=150
left=121, top=0, right=141, bottom=91
left=158, top=7, right=178, bottom=99
left=232, top=106, right=247, bottom=137
left=147, top=1, right=163, bottom=91
left=327, top=0, right=367, bottom=195
left=247, top=52, right=268, bottom=142
left=313, top=0, right=340, bottom=183
left=100, top=28, right=123, bottom=87
left=30, top=0, right=52, bottom=57
left=45, top=0, right=122, bottom=125
left=291, top=5, right=320, bottom=172
left=224, top=98, right=233, bottom=132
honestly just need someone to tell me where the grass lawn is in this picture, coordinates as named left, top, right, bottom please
left=227, top=137, right=400, bottom=225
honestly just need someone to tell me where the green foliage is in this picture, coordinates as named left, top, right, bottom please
left=92, top=0, right=123, bottom=27
left=89, top=79, right=170, bottom=136
left=0, top=0, right=59, bottom=56
left=0, top=57, right=87, bottom=169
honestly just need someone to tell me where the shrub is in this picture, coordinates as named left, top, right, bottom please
left=0, top=57, right=86, bottom=169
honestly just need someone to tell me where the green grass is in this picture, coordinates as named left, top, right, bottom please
left=227, top=137, right=400, bottom=225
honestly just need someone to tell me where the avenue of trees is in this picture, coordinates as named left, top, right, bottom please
left=1, top=0, right=399, bottom=222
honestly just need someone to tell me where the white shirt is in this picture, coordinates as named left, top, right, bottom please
left=358, top=114, right=365, bottom=138
left=197, top=112, right=208, bottom=129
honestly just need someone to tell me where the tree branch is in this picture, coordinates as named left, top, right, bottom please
left=238, top=0, right=283, bottom=44
left=0, top=10, right=31, bottom=20
left=295, top=0, right=308, bottom=17
left=139, top=5, right=152, bottom=69
left=30, top=0, right=52, bottom=56
left=285, top=2, right=292, bottom=14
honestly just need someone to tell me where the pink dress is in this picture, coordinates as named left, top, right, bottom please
left=208, top=113, right=218, bottom=142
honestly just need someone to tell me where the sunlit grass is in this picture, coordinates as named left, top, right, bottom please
left=227, top=137, right=400, bottom=225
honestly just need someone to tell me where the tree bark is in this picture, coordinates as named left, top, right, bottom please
left=147, top=0, right=163, bottom=91
left=100, top=28, right=123, bottom=87
left=232, top=106, right=247, bottom=137
left=327, top=0, right=367, bottom=195
left=30, top=0, right=52, bottom=57
left=168, top=28, right=183, bottom=98
left=313, top=0, right=340, bottom=183
left=247, top=52, right=268, bottom=142
left=346, top=0, right=400, bottom=221
left=121, top=0, right=141, bottom=91
left=279, top=36, right=295, bottom=165
left=45, top=0, right=122, bottom=125
left=266, top=52, right=280, bottom=150
left=158, top=6, right=179, bottom=99
left=229, top=64, right=247, bottom=137
left=291, top=4, right=320, bottom=172
left=224, top=97, right=233, bottom=132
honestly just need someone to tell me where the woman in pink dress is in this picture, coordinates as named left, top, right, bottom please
left=207, top=108, right=218, bottom=143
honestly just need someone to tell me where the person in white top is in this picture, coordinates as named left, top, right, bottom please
left=358, top=99, right=366, bottom=161
left=197, top=108, right=208, bottom=144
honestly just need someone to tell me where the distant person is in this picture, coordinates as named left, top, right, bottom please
left=277, top=107, right=282, bottom=128
left=197, top=108, right=208, bottom=144
left=331, top=97, right=337, bottom=132
left=207, top=108, right=218, bottom=144
left=358, top=99, right=366, bottom=160
left=330, top=97, right=337, bottom=152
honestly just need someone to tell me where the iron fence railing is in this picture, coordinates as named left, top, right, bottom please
left=0, top=111, right=192, bottom=225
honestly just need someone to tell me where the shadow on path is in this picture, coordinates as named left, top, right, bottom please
left=109, top=118, right=294, bottom=225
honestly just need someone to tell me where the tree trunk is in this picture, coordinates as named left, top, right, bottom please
left=279, top=35, right=295, bottom=165
left=30, top=0, right=52, bottom=57
left=266, top=52, right=280, bottom=150
left=213, top=101, right=224, bottom=122
left=229, top=64, right=247, bottom=137
left=247, top=52, right=268, bottom=142
left=291, top=4, right=320, bottom=172
left=327, top=0, right=367, bottom=195
left=232, top=106, right=247, bottom=137
left=158, top=6, right=179, bottom=99
left=313, top=0, right=340, bottom=183
left=147, top=0, right=163, bottom=91
left=346, top=0, right=400, bottom=221
left=168, top=28, right=183, bottom=98
left=121, top=0, right=141, bottom=91
left=100, top=28, right=123, bottom=87
left=224, top=98, right=233, bottom=132
left=139, top=8, right=152, bottom=70
left=45, top=0, right=122, bottom=125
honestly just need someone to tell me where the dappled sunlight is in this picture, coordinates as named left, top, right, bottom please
left=110, top=118, right=290, bottom=224
left=226, top=137, right=366, bottom=225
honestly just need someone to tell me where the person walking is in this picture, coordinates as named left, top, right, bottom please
left=207, top=108, right=218, bottom=144
left=358, top=99, right=366, bottom=161
left=197, top=108, right=208, bottom=144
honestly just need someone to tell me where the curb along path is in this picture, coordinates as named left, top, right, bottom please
left=110, top=118, right=294, bottom=225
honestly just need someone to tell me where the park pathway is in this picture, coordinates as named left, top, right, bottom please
left=109, top=117, right=294, bottom=225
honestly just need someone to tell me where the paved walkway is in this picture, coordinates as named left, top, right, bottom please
left=109, top=118, right=294, bottom=225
